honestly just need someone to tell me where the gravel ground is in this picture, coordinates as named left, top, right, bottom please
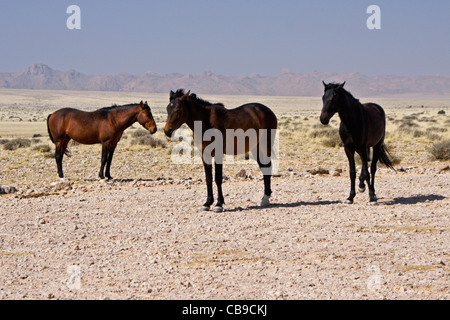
left=0, top=168, right=448, bottom=300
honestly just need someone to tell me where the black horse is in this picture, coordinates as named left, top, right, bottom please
left=320, top=82, right=394, bottom=204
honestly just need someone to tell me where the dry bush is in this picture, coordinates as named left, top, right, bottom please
left=309, top=126, right=343, bottom=148
left=131, top=135, right=166, bottom=148
left=2, top=138, right=32, bottom=151
left=429, top=141, right=450, bottom=161
left=131, top=129, right=150, bottom=138
left=32, top=144, right=52, bottom=153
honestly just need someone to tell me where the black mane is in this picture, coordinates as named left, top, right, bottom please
left=172, top=89, right=224, bottom=107
left=326, top=83, right=360, bottom=104
left=98, top=102, right=149, bottom=112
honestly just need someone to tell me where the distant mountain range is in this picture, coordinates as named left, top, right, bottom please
left=1, top=64, right=449, bottom=96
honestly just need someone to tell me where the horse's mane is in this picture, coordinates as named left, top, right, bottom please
left=172, top=89, right=224, bottom=108
left=327, top=83, right=361, bottom=106
left=172, top=89, right=227, bottom=128
left=343, top=89, right=360, bottom=105
left=98, top=103, right=148, bottom=112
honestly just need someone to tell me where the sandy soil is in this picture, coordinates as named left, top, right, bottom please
left=0, top=168, right=448, bottom=300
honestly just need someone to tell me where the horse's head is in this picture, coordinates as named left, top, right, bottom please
left=137, top=101, right=157, bottom=134
left=164, top=89, right=190, bottom=137
left=320, top=81, right=345, bottom=125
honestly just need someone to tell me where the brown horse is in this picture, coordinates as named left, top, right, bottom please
left=320, top=82, right=394, bottom=204
left=164, top=89, right=278, bottom=212
left=47, top=101, right=157, bottom=180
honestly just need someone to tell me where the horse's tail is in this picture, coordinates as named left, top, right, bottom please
left=47, top=114, right=55, bottom=143
left=379, top=143, right=396, bottom=171
left=47, top=113, right=71, bottom=157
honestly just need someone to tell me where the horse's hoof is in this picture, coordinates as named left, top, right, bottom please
left=344, top=199, right=353, bottom=204
left=59, top=178, right=68, bottom=183
left=260, top=195, right=270, bottom=207
left=200, top=206, right=210, bottom=211
left=369, top=201, right=378, bottom=206
left=358, top=187, right=366, bottom=193
left=213, top=206, right=224, bottom=212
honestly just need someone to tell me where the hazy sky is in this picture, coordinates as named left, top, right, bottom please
left=0, top=0, right=449, bottom=76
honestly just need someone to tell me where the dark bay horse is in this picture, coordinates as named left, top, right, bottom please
left=47, top=101, right=157, bottom=179
left=164, top=89, right=278, bottom=212
left=320, top=82, right=394, bottom=204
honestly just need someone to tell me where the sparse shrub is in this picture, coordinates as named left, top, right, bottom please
left=32, top=144, right=51, bottom=153
left=398, top=120, right=418, bottom=129
left=131, top=135, right=166, bottom=148
left=429, top=141, right=450, bottom=161
left=321, top=135, right=343, bottom=148
left=131, top=129, right=149, bottom=138
left=426, top=127, right=447, bottom=133
left=309, top=125, right=338, bottom=139
left=309, top=126, right=343, bottom=148
left=402, top=115, right=418, bottom=121
left=3, top=138, right=31, bottom=151
left=413, top=130, right=425, bottom=137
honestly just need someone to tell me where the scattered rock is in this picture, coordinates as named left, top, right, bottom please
left=306, top=167, right=329, bottom=175
left=235, top=169, right=247, bottom=178
left=0, top=186, right=17, bottom=194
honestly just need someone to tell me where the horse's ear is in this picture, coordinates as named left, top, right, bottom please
left=322, top=80, right=327, bottom=87
left=145, top=101, right=148, bottom=105
left=337, top=82, right=346, bottom=90
left=169, top=90, right=174, bottom=99
left=185, top=90, right=191, bottom=96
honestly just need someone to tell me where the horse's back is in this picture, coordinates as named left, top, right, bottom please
left=224, top=103, right=277, bottom=130
left=48, top=108, right=107, bottom=144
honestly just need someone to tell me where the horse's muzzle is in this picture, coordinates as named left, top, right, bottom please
left=320, top=114, right=330, bottom=125
left=164, top=128, right=174, bottom=138
left=149, top=127, right=157, bottom=135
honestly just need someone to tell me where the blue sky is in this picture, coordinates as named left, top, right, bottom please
left=0, top=0, right=449, bottom=76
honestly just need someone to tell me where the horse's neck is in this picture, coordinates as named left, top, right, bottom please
left=113, top=105, right=140, bottom=130
left=338, top=94, right=364, bottom=137
left=186, top=102, right=211, bottom=132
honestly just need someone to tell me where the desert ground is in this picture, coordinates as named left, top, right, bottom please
left=0, top=89, right=449, bottom=300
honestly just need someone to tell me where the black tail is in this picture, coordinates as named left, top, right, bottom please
left=47, top=113, right=71, bottom=157
left=47, top=114, right=54, bottom=143
left=379, top=143, right=396, bottom=171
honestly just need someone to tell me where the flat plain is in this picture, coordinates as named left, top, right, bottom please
left=0, top=89, right=449, bottom=299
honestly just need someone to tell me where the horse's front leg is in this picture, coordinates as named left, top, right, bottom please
left=201, top=161, right=214, bottom=211
left=344, top=146, right=356, bottom=204
left=214, top=162, right=225, bottom=212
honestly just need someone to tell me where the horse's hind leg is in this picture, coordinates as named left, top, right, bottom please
left=55, top=138, right=70, bottom=179
left=369, top=143, right=382, bottom=204
left=252, top=147, right=272, bottom=207
left=201, top=160, right=214, bottom=211
left=214, top=162, right=225, bottom=212
left=104, top=145, right=117, bottom=180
